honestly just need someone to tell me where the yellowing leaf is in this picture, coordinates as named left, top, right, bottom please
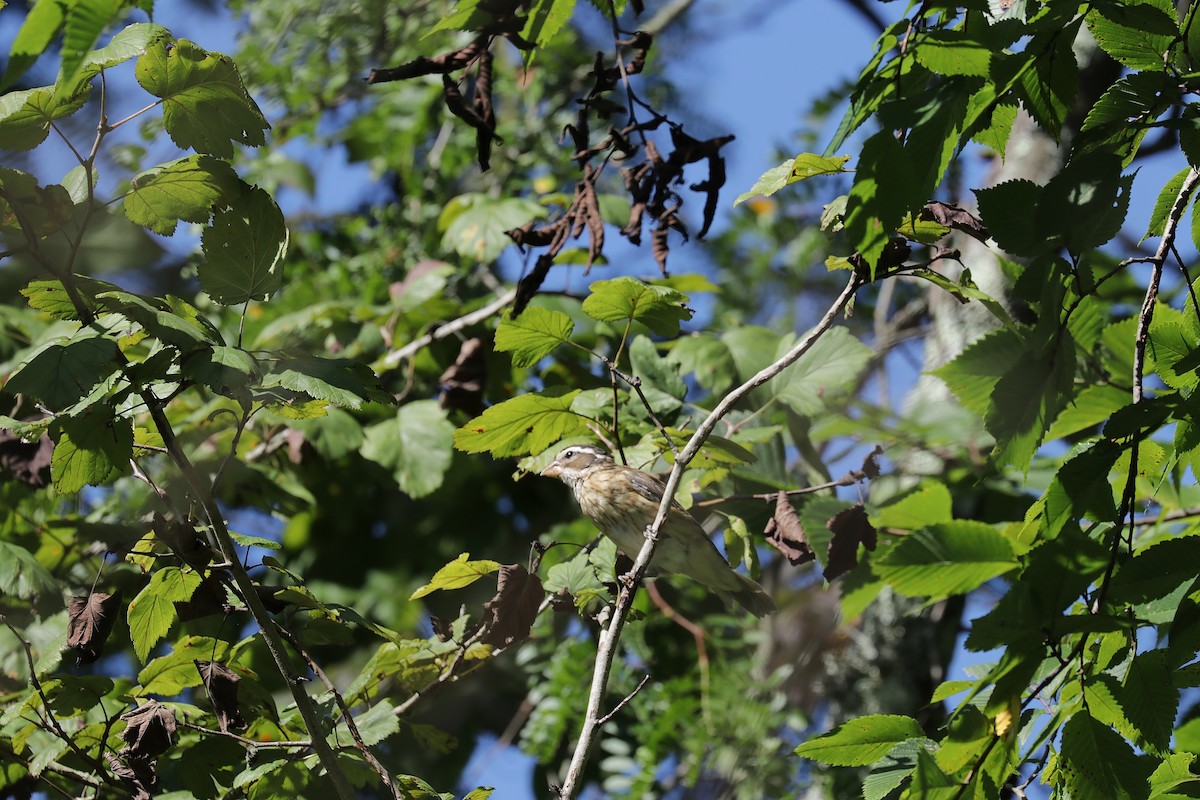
left=410, top=553, right=501, bottom=600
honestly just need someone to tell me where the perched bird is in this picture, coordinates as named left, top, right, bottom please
left=541, top=445, right=776, bottom=617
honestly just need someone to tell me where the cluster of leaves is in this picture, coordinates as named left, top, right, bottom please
left=765, top=1, right=1200, bottom=797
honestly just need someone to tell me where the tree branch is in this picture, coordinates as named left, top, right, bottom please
left=556, top=272, right=862, bottom=798
left=381, top=288, right=516, bottom=368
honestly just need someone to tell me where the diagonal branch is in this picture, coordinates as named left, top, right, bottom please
left=556, top=272, right=863, bottom=798
left=381, top=288, right=516, bottom=368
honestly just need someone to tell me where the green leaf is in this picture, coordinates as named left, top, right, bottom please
left=1059, top=711, right=1153, bottom=800
left=1087, top=2, right=1179, bottom=72
left=913, top=31, right=991, bottom=77
left=775, top=326, right=873, bottom=415
left=52, top=414, right=134, bottom=494
left=135, top=39, right=269, bottom=158
left=361, top=400, right=455, bottom=498
left=975, top=180, right=1044, bottom=257
left=794, top=714, right=925, bottom=767
left=1123, top=650, right=1178, bottom=755
left=200, top=185, right=288, bottom=304
left=733, top=154, right=851, bottom=206
left=521, top=0, right=576, bottom=49
left=182, top=346, right=261, bottom=394
left=2, top=0, right=66, bottom=90
left=56, top=0, right=122, bottom=99
left=0, top=541, right=58, bottom=600
left=1017, top=27, right=1079, bottom=138
left=453, top=390, right=588, bottom=457
left=666, top=333, right=737, bottom=394
left=871, top=483, right=953, bottom=530
left=127, top=567, right=204, bottom=662
left=410, top=553, right=501, bottom=600
left=581, top=277, right=693, bottom=337
left=1148, top=320, right=1199, bottom=390
left=4, top=331, right=121, bottom=412
left=0, top=85, right=90, bottom=150
left=985, top=333, right=1075, bottom=471
left=123, top=155, right=241, bottom=236
left=261, top=355, right=391, bottom=410
left=81, top=23, right=171, bottom=73
left=329, top=700, right=400, bottom=747
left=437, top=193, right=544, bottom=262
left=0, top=168, right=76, bottom=236
left=494, top=306, right=576, bottom=368
left=1110, top=536, right=1200, bottom=605
left=875, top=521, right=1017, bottom=599
left=96, top=290, right=224, bottom=348
left=137, top=635, right=231, bottom=696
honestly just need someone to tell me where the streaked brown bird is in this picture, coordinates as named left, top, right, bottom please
left=541, top=445, right=776, bottom=617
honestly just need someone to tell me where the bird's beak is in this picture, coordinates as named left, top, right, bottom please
left=541, top=460, right=562, bottom=478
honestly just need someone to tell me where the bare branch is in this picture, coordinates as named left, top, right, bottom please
left=382, top=288, right=516, bottom=368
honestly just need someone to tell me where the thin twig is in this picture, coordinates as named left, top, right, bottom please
left=692, top=471, right=870, bottom=509
left=1133, top=168, right=1199, bottom=403
left=597, top=673, right=652, bottom=726
left=556, top=273, right=862, bottom=799
left=2, top=619, right=116, bottom=788
left=179, top=721, right=311, bottom=749
left=381, top=288, right=516, bottom=368
left=603, top=356, right=678, bottom=458
left=274, top=623, right=401, bottom=800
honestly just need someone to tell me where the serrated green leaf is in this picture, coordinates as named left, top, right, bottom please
left=0, top=85, right=90, bottom=150
left=775, top=326, right=873, bottom=415
left=361, top=400, right=455, bottom=498
left=522, top=0, right=576, bottom=49
left=96, top=290, right=224, bottom=348
left=228, top=531, right=281, bottom=550
left=182, top=345, right=261, bottom=394
left=1110, top=536, right=1200, bottom=605
left=1060, top=711, right=1152, bottom=800
left=260, top=355, right=391, bottom=410
left=494, top=306, right=575, bottom=367
left=127, top=567, right=204, bottom=662
left=1087, top=2, right=1178, bottom=72
left=1123, top=650, right=1177, bottom=755
left=56, top=0, right=122, bottom=99
left=80, top=23, right=171, bottom=73
left=0, top=541, right=58, bottom=600
left=329, top=700, right=400, bottom=747
left=975, top=179, right=1044, bottom=257
left=52, top=415, right=133, bottom=494
left=794, top=714, right=924, bottom=767
left=4, top=331, right=121, bottom=412
left=123, top=155, right=240, bottom=236
left=453, top=390, right=588, bottom=457
left=135, top=39, right=268, bottom=158
left=200, top=185, right=288, bottom=304
left=875, top=521, right=1017, bottom=599
left=410, top=553, right=501, bottom=600
left=871, top=482, right=953, bottom=530
left=581, top=277, right=693, bottom=336
left=913, top=31, right=991, bottom=76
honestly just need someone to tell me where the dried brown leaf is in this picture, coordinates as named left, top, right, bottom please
left=0, top=425, right=52, bottom=487
left=824, top=504, right=877, bottom=581
left=120, top=700, right=177, bottom=760
left=764, top=494, right=815, bottom=566
left=196, top=661, right=246, bottom=733
left=481, top=564, right=544, bottom=647
left=922, top=201, right=988, bottom=242
left=67, top=590, right=123, bottom=664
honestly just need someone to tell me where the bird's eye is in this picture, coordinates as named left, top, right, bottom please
left=564, top=449, right=575, bottom=459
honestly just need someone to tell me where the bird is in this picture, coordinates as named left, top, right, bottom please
left=540, top=444, right=776, bottom=617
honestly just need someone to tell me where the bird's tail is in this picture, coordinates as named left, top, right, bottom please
left=726, top=572, right=777, bottom=617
